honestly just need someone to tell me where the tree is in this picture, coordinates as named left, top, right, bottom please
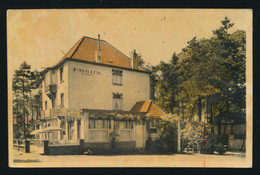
left=152, top=52, right=180, bottom=114
left=13, top=62, right=31, bottom=138
left=12, top=62, right=42, bottom=139
left=152, top=17, right=246, bottom=153
left=33, top=90, right=42, bottom=120
left=28, top=70, right=41, bottom=122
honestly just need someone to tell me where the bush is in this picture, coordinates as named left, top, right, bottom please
left=145, top=137, right=161, bottom=154
left=200, top=137, right=214, bottom=154
left=214, top=142, right=226, bottom=155
left=182, top=121, right=213, bottom=154
left=155, top=122, right=178, bottom=153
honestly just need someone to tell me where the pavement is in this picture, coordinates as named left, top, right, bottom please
left=9, top=145, right=250, bottom=168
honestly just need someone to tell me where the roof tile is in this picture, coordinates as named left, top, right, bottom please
left=58, top=36, right=144, bottom=71
left=130, top=100, right=167, bottom=118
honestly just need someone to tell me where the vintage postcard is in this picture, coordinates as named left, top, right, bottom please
left=7, top=9, right=252, bottom=167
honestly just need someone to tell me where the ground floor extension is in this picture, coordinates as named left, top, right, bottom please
left=31, top=108, right=162, bottom=152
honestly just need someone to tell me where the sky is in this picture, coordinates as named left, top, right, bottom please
left=7, top=9, right=252, bottom=73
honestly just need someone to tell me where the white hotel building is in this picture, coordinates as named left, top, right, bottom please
left=31, top=35, right=168, bottom=151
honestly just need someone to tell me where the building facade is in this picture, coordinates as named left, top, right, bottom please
left=31, top=35, right=168, bottom=152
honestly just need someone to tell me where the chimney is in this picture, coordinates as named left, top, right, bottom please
left=95, top=34, right=102, bottom=63
left=97, top=34, right=100, bottom=51
left=131, top=49, right=138, bottom=69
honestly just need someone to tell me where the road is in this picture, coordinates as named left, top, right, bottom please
left=9, top=146, right=250, bottom=168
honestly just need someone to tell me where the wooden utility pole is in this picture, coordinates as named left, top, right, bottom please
left=177, top=120, right=181, bottom=152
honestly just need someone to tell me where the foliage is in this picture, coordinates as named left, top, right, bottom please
left=181, top=120, right=212, bottom=152
left=152, top=17, right=245, bottom=123
left=152, top=53, right=180, bottom=114
left=129, top=51, right=145, bottom=67
left=145, top=113, right=179, bottom=154
left=156, top=121, right=178, bottom=153
left=12, top=61, right=42, bottom=139
left=200, top=136, right=215, bottom=154
left=214, top=142, right=226, bottom=155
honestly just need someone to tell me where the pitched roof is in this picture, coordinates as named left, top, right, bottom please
left=130, top=100, right=168, bottom=119
left=57, top=36, right=144, bottom=71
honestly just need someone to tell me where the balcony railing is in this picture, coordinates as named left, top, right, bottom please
left=41, top=110, right=51, bottom=119
left=40, top=108, right=80, bottom=119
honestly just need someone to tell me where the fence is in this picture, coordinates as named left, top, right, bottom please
left=13, top=139, right=30, bottom=153
left=43, top=139, right=84, bottom=155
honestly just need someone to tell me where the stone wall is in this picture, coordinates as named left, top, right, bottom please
left=43, top=140, right=84, bottom=155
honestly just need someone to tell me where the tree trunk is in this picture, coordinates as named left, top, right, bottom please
left=22, top=74, right=26, bottom=139
left=170, top=94, right=175, bottom=114
left=15, top=94, right=19, bottom=125
left=198, top=95, right=202, bottom=122
left=205, top=95, right=208, bottom=123
left=27, top=113, right=29, bottom=126
left=30, top=92, right=34, bottom=122
left=209, top=95, right=215, bottom=137
left=223, top=120, right=227, bottom=136
left=181, top=101, right=184, bottom=119
left=36, top=106, right=39, bottom=120
left=177, top=102, right=180, bottom=117
left=218, top=119, right=221, bottom=136
left=209, top=95, right=213, bottom=125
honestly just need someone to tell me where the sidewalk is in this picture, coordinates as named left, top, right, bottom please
left=10, top=146, right=249, bottom=168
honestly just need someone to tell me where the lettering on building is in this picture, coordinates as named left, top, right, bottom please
left=73, top=67, right=101, bottom=76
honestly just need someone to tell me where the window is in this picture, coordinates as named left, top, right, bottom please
left=52, top=133, right=58, bottom=140
left=60, top=93, right=64, bottom=108
left=36, top=124, right=40, bottom=130
left=60, top=67, right=63, bottom=82
left=150, top=119, right=157, bottom=127
left=113, top=93, right=122, bottom=110
left=125, top=121, right=132, bottom=129
left=116, top=121, right=132, bottom=129
left=89, top=119, right=108, bottom=129
left=150, top=119, right=158, bottom=133
left=45, top=101, right=47, bottom=110
left=89, top=119, right=95, bottom=129
left=112, top=69, right=123, bottom=85
left=150, top=128, right=157, bottom=133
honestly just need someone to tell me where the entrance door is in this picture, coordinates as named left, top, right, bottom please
left=136, top=124, right=145, bottom=148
